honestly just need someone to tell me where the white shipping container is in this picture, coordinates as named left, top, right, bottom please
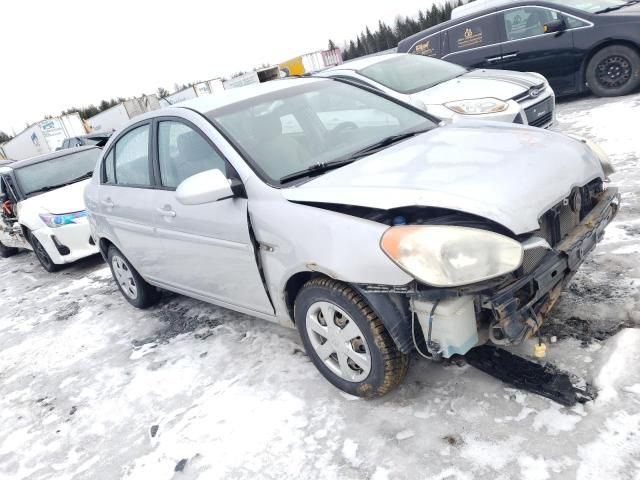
left=2, top=113, right=86, bottom=160
left=208, top=78, right=225, bottom=95
left=223, top=72, right=261, bottom=90
left=87, top=96, right=161, bottom=133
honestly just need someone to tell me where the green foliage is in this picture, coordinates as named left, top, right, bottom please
left=61, top=97, right=126, bottom=121
left=341, top=0, right=462, bottom=61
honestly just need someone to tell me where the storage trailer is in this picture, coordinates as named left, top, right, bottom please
left=86, top=95, right=161, bottom=134
left=279, top=48, right=343, bottom=77
left=1, top=113, right=86, bottom=160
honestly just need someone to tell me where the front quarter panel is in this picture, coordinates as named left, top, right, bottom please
left=247, top=181, right=413, bottom=325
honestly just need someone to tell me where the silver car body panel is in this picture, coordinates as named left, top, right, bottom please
left=282, top=121, right=604, bottom=235
left=85, top=78, right=605, bottom=330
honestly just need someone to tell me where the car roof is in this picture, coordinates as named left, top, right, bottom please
left=173, top=77, right=325, bottom=114
left=322, top=53, right=404, bottom=73
left=8, top=145, right=100, bottom=170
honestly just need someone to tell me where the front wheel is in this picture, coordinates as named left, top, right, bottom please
left=587, top=45, right=640, bottom=97
left=294, top=278, right=409, bottom=398
left=28, top=233, right=60, bottom=272
left=107, top=246, right=159, bottom=309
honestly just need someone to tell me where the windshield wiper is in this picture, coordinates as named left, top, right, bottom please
left=344, top=128, right=432, bottom=161
left=279, top=159, right=356, bottom=184
left=27, top=171, right=93, bottom=195
left=596, top=0, right=638, bottom=13
left=279, top=128, right=432, bottom=184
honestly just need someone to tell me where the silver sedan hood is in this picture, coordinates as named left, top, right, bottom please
left=411, top=69, right=546, bottom=104
left=282, top=123, right=604, bottom=235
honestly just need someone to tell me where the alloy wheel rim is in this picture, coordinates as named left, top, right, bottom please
left=305, top=301, right=371, bottom=383
left=112, top=255, right=138, bottom=299
left=596, top=55, right=632, bottom=89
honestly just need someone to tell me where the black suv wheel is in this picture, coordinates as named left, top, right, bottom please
left=587, top=45, right=640, bottom=97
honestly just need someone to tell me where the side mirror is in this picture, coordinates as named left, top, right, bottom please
left=175, top=169, right=234, bottom=205
left=544, top=19, right=566, bottom=34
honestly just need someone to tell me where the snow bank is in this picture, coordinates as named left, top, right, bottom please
left=593, top=329, right=640, bottom=404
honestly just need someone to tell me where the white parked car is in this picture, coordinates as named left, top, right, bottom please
left=85, top=78, right=618, bottom=398
left=316, top=53, right=556, bottom=128
left=0, top=147, right=101, bottom=271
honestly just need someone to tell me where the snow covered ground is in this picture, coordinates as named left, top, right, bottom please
left=1, top=93, right=639, bottom=480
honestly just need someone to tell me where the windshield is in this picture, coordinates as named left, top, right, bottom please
left=359, top=55, right=467, bottom=95
left=546, top=0, right=631, bottom=13
left=207, top=80, right=435, bottom=185
left=14, top=148, right=101, bottom=197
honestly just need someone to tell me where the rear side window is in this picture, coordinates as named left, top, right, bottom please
left=447, top=16, right=500, bottom=53
left=409, top=33, right=441, bottom=58
left=502, top=7, right=560, bottom=41
left=108, top=125, right=151, bottom=186
left=157, top=121, right=227, bottom=189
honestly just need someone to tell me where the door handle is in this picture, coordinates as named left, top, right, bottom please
left=101, top=198, right=115, bottom=208
left=485, top=55, right=503, bottom=63
left=502, top=53, right=519, bottom=60
left=157, top=207, right=176, bottom=218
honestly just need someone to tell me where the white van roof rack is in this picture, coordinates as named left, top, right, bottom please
left=451, top=0, right=518, bottom=19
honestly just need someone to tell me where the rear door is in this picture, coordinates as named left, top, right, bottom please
left=442, top=13, right=503, bottom=69
left=149, top=117, right=274, bottom=315
left=496, top=6, right=579, bottom=95
left=98, top=122, right=161, bottom=278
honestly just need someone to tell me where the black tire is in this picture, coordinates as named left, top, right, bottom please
left=107, top=245, right=159, bottom=309
left=28, top=232, right=60, bottom=273
left=294, top=277, right=409, bottom=398
left=0, top=241, right=18, bottom=258
left=586, top=45, right=640, bottom=97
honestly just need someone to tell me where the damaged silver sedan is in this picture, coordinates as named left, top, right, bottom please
left=85, top=78, right=619, bottom=398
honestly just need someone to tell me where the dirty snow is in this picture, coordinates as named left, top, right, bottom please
left=0, top=93, right=639, bottom=479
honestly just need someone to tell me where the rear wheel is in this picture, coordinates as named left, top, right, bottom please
left=107, top=246, right=159, bottom=309
left=294, top=278, right=409, bottom=398
left=28, top=233, right=60, bottom=272
left=0, top=241, right=18, bottom=258
left=587, top=45, right=640, bottom=97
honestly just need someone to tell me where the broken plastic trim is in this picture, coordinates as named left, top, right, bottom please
left=465, top=345, right=596, bottom=407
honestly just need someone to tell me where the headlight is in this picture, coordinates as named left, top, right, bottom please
left=380, top=225, right=523, bottom=287
left=567, top=134, right=614, bottom=179
left=39, top=211, right=88, bottom=228
left=444, top=98, right=509, bottom=115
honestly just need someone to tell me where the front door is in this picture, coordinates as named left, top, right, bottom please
left=496, top=6, right=578, bottom=95
left=150, top=118, right=273, bottom=315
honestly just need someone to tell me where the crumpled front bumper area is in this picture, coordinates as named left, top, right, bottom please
left=486, top=187, right=620, bottom=345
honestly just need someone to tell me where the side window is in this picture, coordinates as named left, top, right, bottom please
left=103, top=149, right=115, bottom=184
left=448, top=16, right=499, bottom=53
left=410, top=33, right=441, bottom=58
left=158, top=121, right=227, bottom=189
left=566, top=15, right=589, bottom=29
left=502, top=7, right=559, bottom=41
left=113, top=125, right=151, bottom=186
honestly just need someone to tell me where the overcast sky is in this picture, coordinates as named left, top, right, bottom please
left=0, top=0, right=436, bottom=134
